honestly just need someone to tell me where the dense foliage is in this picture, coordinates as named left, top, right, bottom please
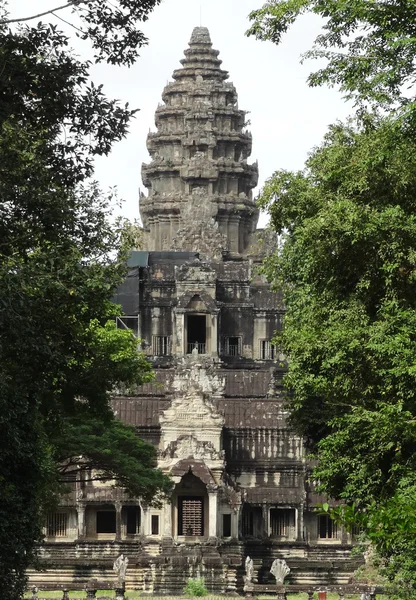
left=0, top=2, right=171, bottom=598
left=249, top=0, right=416, bottom=595
left=247, top=0, right=416, bottom=109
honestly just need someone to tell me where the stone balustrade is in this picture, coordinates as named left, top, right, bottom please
left=249, top=583, right=384, bottom=599
left=29, top=582, right=385, bottom=599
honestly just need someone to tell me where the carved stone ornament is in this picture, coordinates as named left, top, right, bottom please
left=113, top=554, right=128, bottom=583
left=270, top=558, right=290, bottom=585
left=160, top=362, right=225, bottom=432
left=161, top=435, right=224, bottom=461
left=244, top=556, right=254, bottom=584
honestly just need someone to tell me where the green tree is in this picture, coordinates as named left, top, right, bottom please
left=247, top=0, right=416, bottom=109
left=248, top=1, right=416, bottom=593
left=259, top=113, right=416, bottom=595
left=0, top=2, right=171, bottom=598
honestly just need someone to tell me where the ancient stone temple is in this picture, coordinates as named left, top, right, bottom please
left=30, top=27, right=360, bottom=592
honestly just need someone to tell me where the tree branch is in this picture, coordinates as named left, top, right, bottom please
left=1, top=1, right=84, bottom=25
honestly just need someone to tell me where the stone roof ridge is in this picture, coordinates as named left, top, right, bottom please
left=189, top=26, right=212, bottom=46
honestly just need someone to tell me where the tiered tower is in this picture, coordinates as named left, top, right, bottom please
left=140, top=27, right=259, bottom=257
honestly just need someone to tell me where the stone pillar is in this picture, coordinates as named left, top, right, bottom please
left=163, top=500, right=172, bottom=538
left=77, top=504, right=86, bottom=540
left=208, top=490, right=218, bottom=538
left=114, top=584, right=125, bottom=600
left=210, top=313, right=219, bottom=357
left=262, top=505, right=269, bottom=537
left=231, top=507, right=239, bottom=539
left=297, top=505, right=304, bottom=541
left=174, top=312, right=185, bottom=356
left=115, top=502, right=122, bottom=541
left=142, top=505, right=150, bottom=536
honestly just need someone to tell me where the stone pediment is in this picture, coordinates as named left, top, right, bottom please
left=170, top=460, right=217, bottom=487
left=160, top=391, right=224, bottom=431
left=161, top=435, right=224, bottom=461
left=159, top=360, right=225, bottom=456
left=176, top=292, right=217, bottom=312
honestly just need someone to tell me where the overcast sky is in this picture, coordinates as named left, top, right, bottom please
left=13, top=1, right=352, bottom=226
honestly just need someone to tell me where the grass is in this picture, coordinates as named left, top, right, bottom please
left=24, top=595, right=368, bottom=600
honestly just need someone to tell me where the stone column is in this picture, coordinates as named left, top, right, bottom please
left=174, top=312, right=185, bottom=356
left=208, top=490, right=218, bottom=538
left=231, top=507, right=239, bottom=539
left=142, top=505, right=150, bottom=536
left=163, top=501, right=172, bottom=538
left=262, top=505, right=269, bottom=538
left=297, top=505, right=304, bottom=541
left=115, top=502, right=122, bottom=541
left=210, top=313, right=219, bottom=357
left=77, top=504, right=86, bottom=540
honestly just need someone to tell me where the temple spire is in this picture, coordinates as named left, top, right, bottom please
left=140, top=29, right=259, bottom=258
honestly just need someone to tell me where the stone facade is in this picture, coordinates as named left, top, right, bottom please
left=30, top=28, right=360, bottom=592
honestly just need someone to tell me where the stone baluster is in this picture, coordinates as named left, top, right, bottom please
left=276, top=588, right=287, bottom=600
left=338, top=593, right=344, bottom=600
left=307, top=592, right=314, bottom=600
left=115, top=583, right=126, bottom=600
left=86, top=580, right=98, bottom=599
left=31, top=587, right=39, bottom=600
left=62, top=590, right=70, bottom=600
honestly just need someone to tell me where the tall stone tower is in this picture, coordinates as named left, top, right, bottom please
left=141, top=27, right=259, bottom=258
left=32, top=27, right=359, bottom=595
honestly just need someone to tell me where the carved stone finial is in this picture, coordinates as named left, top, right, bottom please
left=113, top=554, right=129, bottom=584
left=190, top=26, right=212, bottom=46
left=270, top=559, right=290, bottom=585
left=243, top=555, right=255, bottom=596
left=244, top=556, right=254, bottom=583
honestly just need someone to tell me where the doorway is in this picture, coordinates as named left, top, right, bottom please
left=187, top=314, right=206, bottom=354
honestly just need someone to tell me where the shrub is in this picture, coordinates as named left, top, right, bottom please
left=183, top=577, right=208, bottom=597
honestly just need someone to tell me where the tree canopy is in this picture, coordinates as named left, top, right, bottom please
left=259, top=113, right=416, bottom=594
left=249, top=0, right=416, bottom=594
left=0, top=2, right=171, bottom=598
left=247, top=0, right=416, bottom=109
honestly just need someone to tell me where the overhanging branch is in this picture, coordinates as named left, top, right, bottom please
left=1, top=1, right=84, bottom=24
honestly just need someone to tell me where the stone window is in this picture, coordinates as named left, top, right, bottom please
left=96, top=510, right=116, bottom=534
left=270, top=508, right=296, bottom=539
left=46, top=512, right=68, bottom=537
left=178, top=496, right=204, bottom=536
left=318, top=514, right=338, bottom=539
left=151, top=514, right=159, bottom=535
left=152, top=335, right=170, bottom=356
left=242, top=505, right=263, bottom=537
left=222, top=336, right=241, bottom=356
left=222, top=513, right=232, bottom=537
left=260, top=340, right=276, bottom=360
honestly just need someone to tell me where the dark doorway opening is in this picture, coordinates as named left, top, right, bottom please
left=125, top=506, right=140, bottom=534
left=96, top=510, right=116, bottom=534
left=187, top=315, right=206, bottom=354
left=223, top=513, right=232, bottom=537
left=178, top=496, right=204, bottom=536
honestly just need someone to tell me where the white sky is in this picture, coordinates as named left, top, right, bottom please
left=12, top=0, right=352, bottom=227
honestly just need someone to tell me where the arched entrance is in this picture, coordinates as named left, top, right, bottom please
left=173, top=471, right=208, bottom=539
